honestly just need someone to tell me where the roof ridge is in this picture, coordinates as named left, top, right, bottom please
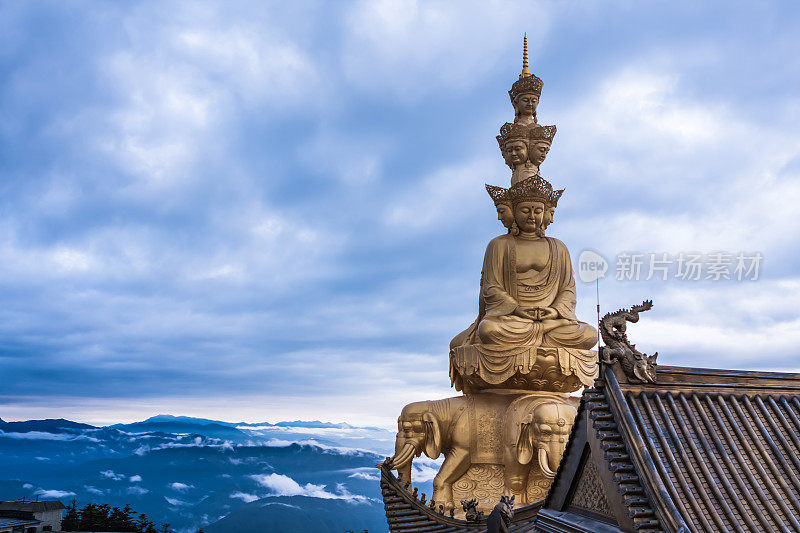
left=601, top=368, right=690, bottom=532
left=587, top=378, right=662, bottom=532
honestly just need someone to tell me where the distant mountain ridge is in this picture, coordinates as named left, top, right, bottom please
left=141, top=414, right=373, bottom=430
left=0, top=413, right=403, bottom=533
left=0, top=414, right=386, bottom=434
left=0, top=418, right=97, bottom=433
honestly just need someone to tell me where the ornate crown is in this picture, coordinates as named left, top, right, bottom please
left=508, top=34, right=543, bottom=101
left=496, top=122, right=529, bottom=149
left=508, top=175, right=564, bottom=206
left=551, top=187, right=564, bottom=206
left=485, top=184, right=510, bottom=206
left=530, top=124, right=557, bottom=144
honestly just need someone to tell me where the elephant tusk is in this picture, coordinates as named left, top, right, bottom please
left=390, top=442, right=417, bottom=469
left=539, top=448, right=556, bottom=478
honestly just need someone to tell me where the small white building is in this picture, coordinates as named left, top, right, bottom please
left=0, top=500, right=65, bottom=532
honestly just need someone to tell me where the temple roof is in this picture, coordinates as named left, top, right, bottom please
left=539, top=364, right=800, bottom=533
left=0, top=517, right=41, bottom=528
left=378, top=461, right=542, bottom=532
left=0, top=500, right=65, bottom=512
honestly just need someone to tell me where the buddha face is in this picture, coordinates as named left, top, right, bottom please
left=503, top=140, right=528, bottom=168
left=514, top=93, right=539, bottom=119
left=514, top=200, right=545, bottom=234
left=496, top=203, right=514, bottom=229
left=530, top=141, right=551, bottom=167
left=543, top=205, right=555, bottom=229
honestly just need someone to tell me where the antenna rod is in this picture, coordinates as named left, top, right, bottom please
left=596, top=278, right=601, bottom=349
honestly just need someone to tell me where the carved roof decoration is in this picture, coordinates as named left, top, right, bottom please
left=537, top=364, right=800, bottom=532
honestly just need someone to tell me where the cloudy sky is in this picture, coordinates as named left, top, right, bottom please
left=2, top=0, right=800, bottom=427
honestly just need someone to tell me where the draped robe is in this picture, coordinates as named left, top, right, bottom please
left=450, top=234, right=596, bottom=351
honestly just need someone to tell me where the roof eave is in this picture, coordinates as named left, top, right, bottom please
left=603, top=366, right=691, bottom=533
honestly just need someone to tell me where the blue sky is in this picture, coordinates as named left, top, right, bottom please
left=2, top=1, right=800, bottom=427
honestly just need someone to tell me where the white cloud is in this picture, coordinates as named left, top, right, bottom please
left=129, top=474, right=142, bottom=482
left=134, top=445, right=150, bottom=456
left=261, top=438, right=374, bottom=456
left=348, top=471, right=379, bottom=481
left=100, top=470, right=125, bottom=481
left=386, top=155, right=497, bottom=231
left=260, top=502, right=301, bottom=509
left=34, top=489, right=75, bottom=499
left=169, top=482, right=193, bottom=492
left=0, top=430, right=99, bottom=442
left=230, top=492, right=259, bottom=503
left=127, top=486, right=149, bottom=496
left=412, top=456, right=443, bottom=483
left=165, top=496, right=190, bottom=507
left=250, top=473, right=374, bottom=503
left=343, top=0, right=552, bottom=99
left=84, top=486, right=105, bottom=496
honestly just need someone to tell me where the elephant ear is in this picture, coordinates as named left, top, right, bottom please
left=422, top=412, right=442, bottom=459
left=516, top=414, right=534, bottom=465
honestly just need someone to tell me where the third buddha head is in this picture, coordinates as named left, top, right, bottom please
left=486, top=184, right=514, bottom=231
left=508, top=34, right=543, bottom=126
left=497, top=123, right=530, bottom=170
left=528, top=125, right=556, bottom=168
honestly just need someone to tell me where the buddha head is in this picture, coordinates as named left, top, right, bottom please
left=504, top=140, right=528, bottom=168
left=497, top=123, right=530, bottom=170
left=508, top=34, right=543, bottom=126
left=528, top=125, right=556, bottom=168
left=508, top=175, right=564, bottom=236
left=486, top=184, right=514, bottom=231
left=543, top=205, right=555, bottom=228
left=514, top=200, right=546, bottom=235
left=513, top=93, right=539, bottom=126
left=497, top=203, right=515, bottom=229
left=540, top=189, right=563, bottom=235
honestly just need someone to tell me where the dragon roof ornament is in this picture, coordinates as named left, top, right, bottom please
left=599, top=300, right=658, bottom=383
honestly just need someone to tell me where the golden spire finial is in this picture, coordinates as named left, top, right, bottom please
left=520, top=33, right=530, bottom=80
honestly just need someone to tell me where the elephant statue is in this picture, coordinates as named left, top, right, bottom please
left=388, top=393, right=577, bottom=511
left=503, top=396, right=577, bottom=504
left=388, top=396, right=470, bottom=511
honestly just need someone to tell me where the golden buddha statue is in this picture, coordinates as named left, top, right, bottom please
left=453, top=176, right=596, bottom=352
left=385, top=37, right=599, bottom=519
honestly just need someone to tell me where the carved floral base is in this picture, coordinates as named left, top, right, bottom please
left=451, top=463, right=553, bottom=518
left=450, top=344, right=598, bottom=393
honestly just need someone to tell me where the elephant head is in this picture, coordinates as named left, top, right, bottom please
left=515, top=401, right=577, bottom=478
left=388, top=401, right=444, bottom=484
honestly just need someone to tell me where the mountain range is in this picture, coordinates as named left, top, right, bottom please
left=0, top=415, right=437, bottom=533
